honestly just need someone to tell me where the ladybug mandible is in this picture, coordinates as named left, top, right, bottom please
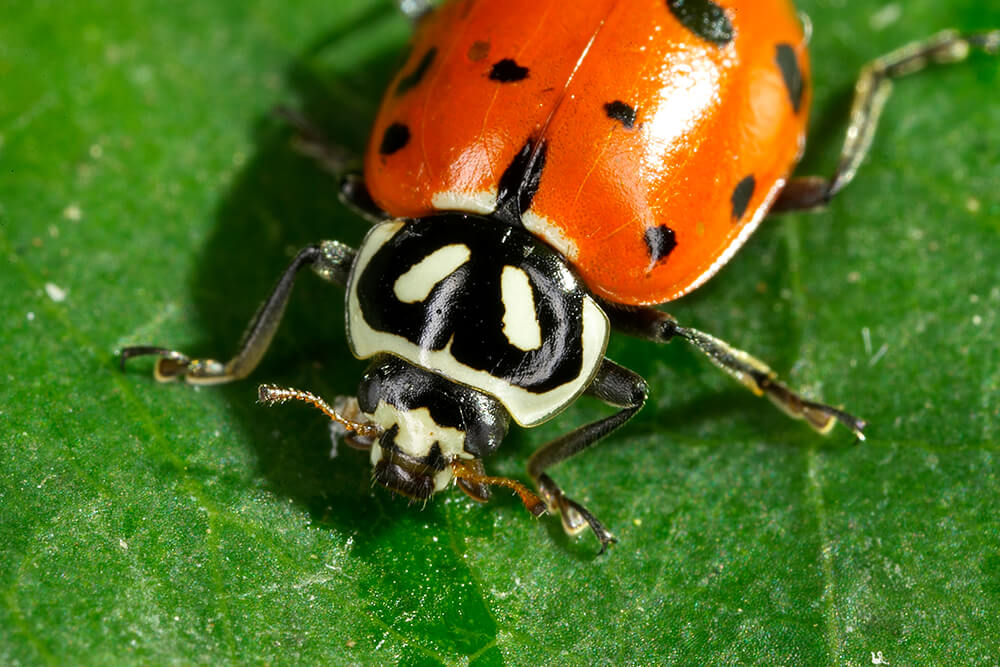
left=121, top=0, right=999, bottom=551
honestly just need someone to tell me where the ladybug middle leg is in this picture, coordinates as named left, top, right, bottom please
left=602, top=302, right=867, bottom=439
left=528, top=359, right=648, bottom=553
left=773, top=29, right=1000, bottom=212
left=120, top=240, right=356, bottom=384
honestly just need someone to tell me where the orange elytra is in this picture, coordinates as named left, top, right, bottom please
left=364, top=0, right=810, bottom=305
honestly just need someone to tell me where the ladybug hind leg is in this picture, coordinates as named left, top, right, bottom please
left=528, top=359, right=649, bottom=554
left=120, top=241, right=356, bottom=384
left=602, top=303, right=867, bottom=440
left=773, top=30, right=1000, bottom=213
left=275, top=107, right=389, bottom=223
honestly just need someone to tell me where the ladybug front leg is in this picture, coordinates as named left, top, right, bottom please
left=603, top=303, right=867, bottom=440
left=120, top=241, right=355, bottom=384
left=773, top=30, right=1000, bottom=212
left=528, top=359, right=648, bottom=553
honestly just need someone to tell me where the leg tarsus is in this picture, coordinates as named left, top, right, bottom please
left=121, top=242, right=356, bottom=385
left=774, top=29, right=1000, bottom=213
left=536, top=473, right=617, bottom=553
left=602, top=303, right=867, bottom=439
left=528, top=359, right=647, bottom=550
left=674, top=325, right=867, bottom=440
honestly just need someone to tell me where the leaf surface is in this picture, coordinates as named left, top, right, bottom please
left=2, top=1, right=999, bottom=663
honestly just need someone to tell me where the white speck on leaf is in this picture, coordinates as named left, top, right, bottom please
left=45, top=282, right=68, bottom=302
left=869, top=4, right=901, bottom=30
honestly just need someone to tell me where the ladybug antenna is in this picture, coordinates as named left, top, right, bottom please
left=258, top=384, right=382, bottom=440
left=450, top=460, right=547, bottom=518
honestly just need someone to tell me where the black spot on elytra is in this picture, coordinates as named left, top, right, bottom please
left=604, top=101, right=637, bottom=129
left=379, top=123, right=410, bottom=155
left=495, top=139, right=548, bottom=226
left=775, top=43, right=804, bottom=113
left=395, top=47, right=437, bottom=96
left=666, top=0, right=734, bottom=46
left=644, top=225, right=677, bottom=263
left=731, top=175, right=755, bottom=220
left=489, top=58, right=529, bottom=82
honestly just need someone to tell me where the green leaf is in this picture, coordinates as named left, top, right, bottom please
left=2, top=1, right=999, bottom=663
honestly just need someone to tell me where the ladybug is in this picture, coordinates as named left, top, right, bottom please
left=121, top=0, right=999, bottom=551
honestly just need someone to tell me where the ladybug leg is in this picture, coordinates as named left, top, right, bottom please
left=339, top=174, right=391, bottom=224
left=120, top=241, right=356, bottom=384
left=602, top=303, right=867, bottom=440
left=527, top=359, right=648, bottom=553
left=276, top=106, right=354, bottom=177
left=275, top=107, right=390, bottom=223
left=773, top=29, right=1000, bottom=213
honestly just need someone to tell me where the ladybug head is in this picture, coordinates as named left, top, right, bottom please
left=358, top=355, right=509, bottom=501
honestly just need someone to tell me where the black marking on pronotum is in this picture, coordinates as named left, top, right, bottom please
left=355, top=215, right=587, bottom=393
left=644, top=225, right=677, bottom=263
left=604, top=101, right=637, bottom=129
left=775, top=43, right=804, bottom=113
left=731, top=175, right=756, bottom=220
left=495, top=139, right=548, bottom=225
left=395, top=47, right=437, bottom=96
left=489, top=58, right=529, bottom=82
left=379, top=123, right=411, bottom=155
left=665, top=0, right=734, bottom=47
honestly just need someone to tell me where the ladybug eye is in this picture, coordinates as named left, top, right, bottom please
left=392, top=243, right=472, bottom=303
left=500, top=266, right=542, bottom=351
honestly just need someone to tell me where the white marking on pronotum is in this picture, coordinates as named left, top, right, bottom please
left=392, top=243, right=471, bottom=303
left=500, top=266, right=542, bottom=351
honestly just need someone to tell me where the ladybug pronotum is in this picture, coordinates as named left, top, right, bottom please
left=122, top=0, right=999, bottom=551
